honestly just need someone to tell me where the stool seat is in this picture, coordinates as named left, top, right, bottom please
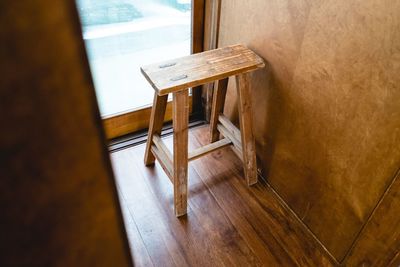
left=141, top=44, right=264, bottom=95
left=141, top=44, right=265, bottom=217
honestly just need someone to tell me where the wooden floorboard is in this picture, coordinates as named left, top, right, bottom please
left=117, top=189, right=154, bottom=267
left=191, top=128, right=337, bottom=267
left=111, top=126, right=336, bottom=267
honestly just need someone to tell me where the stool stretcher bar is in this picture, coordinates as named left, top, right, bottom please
left=153, top=134, right=173, bottom=161
left=151, top=144, right=173, bottom=182
left=218, top=115, right=242, bottom=142
left=151, top=135, right=234, bottom=165
left=217, top=124, right=242, bottom=153
left=188, top=138, right=232, bottom=162
left=217, top=124, right=243, bottom=161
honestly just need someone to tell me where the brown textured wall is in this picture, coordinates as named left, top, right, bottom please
left=218, top=0, right=400, bottom=261
left=0, top=1, right=132, bottom=266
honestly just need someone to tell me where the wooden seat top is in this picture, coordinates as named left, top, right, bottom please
left=140, top=44, right=265, bottom=95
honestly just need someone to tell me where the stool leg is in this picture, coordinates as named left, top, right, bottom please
left=236, top=73, right=258, bottom=185
left=173, top=90, right=189, bottom=217
left=144, top=92, right=168, bottom=166
left=209, top=78, right=229, bottom=143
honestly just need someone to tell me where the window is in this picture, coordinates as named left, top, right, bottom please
left=76, top=0, right=193, bottom=117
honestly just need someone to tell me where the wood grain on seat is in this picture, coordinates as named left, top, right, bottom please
left=140, top=44, right=265, bottom=95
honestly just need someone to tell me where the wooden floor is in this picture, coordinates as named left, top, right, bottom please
left=111, top=126, right=336, bottom=267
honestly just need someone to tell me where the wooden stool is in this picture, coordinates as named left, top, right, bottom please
left=141, top=44, right=265, bottom=217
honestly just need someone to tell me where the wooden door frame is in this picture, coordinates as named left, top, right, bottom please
left=202, top=0, right=222, bottom=121
left=103, top=0, right=206, bottom=140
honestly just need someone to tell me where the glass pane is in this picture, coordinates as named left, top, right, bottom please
left=76, top=0, right=191, bottom=117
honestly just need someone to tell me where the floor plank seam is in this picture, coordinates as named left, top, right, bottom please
left=111, top=127, right=337, bottom=267
left=115, top=182, right=156, bottom=267
left=136, top=152, right=227, bottom=262
left=189, top=131, right=297, bottom=266
left=219, top=168, right=298, bottom=266
left=120, top=152, right=189, bottom=266
left=201, top=150, right=299, bottom=265
left=219, top=148, right=337, bottom=266
left=193, top=133, right=332, bottom=266
left=189, top=166, right=254, bottom=266
left=226, top=168, right=303, bottom=266
left=130, top=155, right=196, bottom=267
left=190, top=161, right=281, bottom=266
left=130, top=141, right=226, bottom=266
left=187, top=158, right=271, bottom=266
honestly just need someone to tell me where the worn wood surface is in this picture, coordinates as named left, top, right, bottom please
left=143, top=47, right=262, bottom=216
left=219, top=0, right=400, bottom=261
left=236, top=73, right=258, bottom=185
left=219, top=115, right=242, bottom=148
left=0, top=1, right=132, bottom=266
left=153, top=134, right=173, bottom=162
left=189, top=138, right=231, bottom=161
left=151, top=135, right=174, bottom=181
left=172, top=90, right=190, bottom=216
left=151, top=144, right=174, bottom=182
left=144, top=93, right=168, bottom=165
left=217, top=124, right=243, bottom=160
left=141, top=44, right=265, bottom=95
left=210, top=78, right=229, bottom=142
left=111, top=126, right=336, bottom=266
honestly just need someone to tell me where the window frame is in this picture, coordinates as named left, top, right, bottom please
left=101, top=0, right=206, bottom=139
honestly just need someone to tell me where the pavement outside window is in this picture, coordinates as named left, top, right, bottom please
left=76, top=0, right=191, bottom=117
